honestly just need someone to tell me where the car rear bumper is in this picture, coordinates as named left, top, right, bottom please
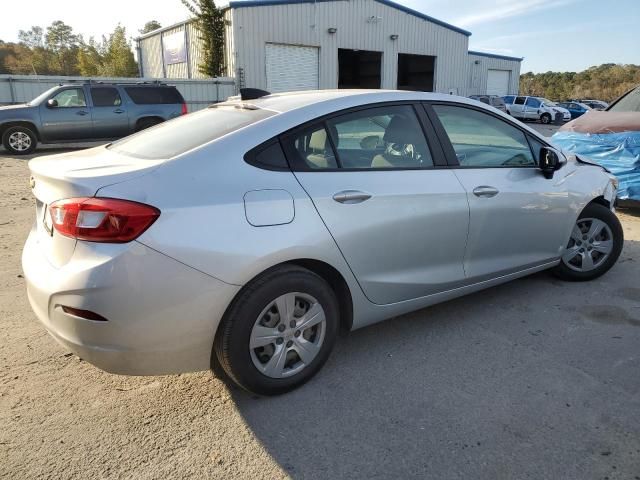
left=22, top=226, right=240, bottom=375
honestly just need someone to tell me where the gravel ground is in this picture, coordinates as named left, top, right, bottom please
left=1, top=149, right=639, bottom=480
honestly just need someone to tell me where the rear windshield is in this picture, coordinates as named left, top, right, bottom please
left=108, top=105, right=276, bottom=159
left=124, top=86, right=184, bottom=104
left=609, top=86, right=640, bottom=113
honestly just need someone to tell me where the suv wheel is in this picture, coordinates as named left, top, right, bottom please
left=2, top=126, right=37, bottom=155
left=214, top=265, right=339, bottom=396
left=553, top=203, right=623, bottom=281
left=540, top=113, right=552, bottom=124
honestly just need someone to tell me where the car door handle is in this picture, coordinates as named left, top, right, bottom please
left=76, top=110, right=89, bottom=116
left=114, top=109, right=125, bottom=114
left=472, top=186, right=499, bottom=198
left=333, top=190, right=372, bottom=204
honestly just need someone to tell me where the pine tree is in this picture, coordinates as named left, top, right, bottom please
left=182, top=0, right=226, bottom=77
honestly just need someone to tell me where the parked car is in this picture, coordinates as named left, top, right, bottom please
left=504, top=95, right=571, bottom=123
left=23, top=89, right=622, bottom=395
left=557, top=101, right=592, bottom=119
left=553, top=85, right=640, bottom=202
left=574, top=99, right=609, bottom=110
left=1, top=81, right=187, bottom=155
left=468, top=94, right=507, bottom=112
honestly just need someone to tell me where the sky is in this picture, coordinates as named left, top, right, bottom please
left=0, top=0, right=638, bottom=73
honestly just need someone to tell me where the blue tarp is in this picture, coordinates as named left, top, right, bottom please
left=551, top=131, right=640, bottom=201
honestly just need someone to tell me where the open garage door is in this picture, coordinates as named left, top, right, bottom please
left=397, top=54, right=435, bottom=91
left=338, top=49, right=382, bottom=89
left=266, top=44, right=319, bottom=93
left=486, top=69, right=511, bottom=96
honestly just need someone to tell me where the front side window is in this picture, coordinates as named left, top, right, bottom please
left=433, top=104, right=535, bottom=168
left=525, top=97, right=541, bottom=108
left=51, top=88, right=86, bottom=107
left=91, top=87, right=122, bottom=107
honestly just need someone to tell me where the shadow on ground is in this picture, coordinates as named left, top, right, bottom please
left=229, top=240, right=640, bottom=479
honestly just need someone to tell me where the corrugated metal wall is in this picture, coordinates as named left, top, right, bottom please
left=467, top=53, right=521, bottom=96
left=138, top=18, right=233, bottom=80
left=0, top=75, right=236, bottom=111
left=231, top=0, right=470, bottom=93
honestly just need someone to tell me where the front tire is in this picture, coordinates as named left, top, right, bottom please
left=540, top=113, right=552, bottom=124
left=2, top=126, right=37, bottom=155
left=553, top=203, right=623, bottom=281
left=214, top=265, right=339, bottom=396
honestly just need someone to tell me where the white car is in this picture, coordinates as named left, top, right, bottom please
left=22, top=89, right=621, bottom=395
left=504, top=96, right=571, bottom=124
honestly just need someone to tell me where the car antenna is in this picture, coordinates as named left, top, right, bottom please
left=240, top=88, right=270, bottom=101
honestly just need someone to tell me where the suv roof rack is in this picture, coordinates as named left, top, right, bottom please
left=59, top=79, right=169, bottom=86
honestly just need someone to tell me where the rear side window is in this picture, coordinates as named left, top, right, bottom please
left=491, top=97, right=505, bottom=107
left=503, top=96, right=515, bottom=104
left=433, top=104, right=535, bottom=168
left=91, top=87, right=122, bottom=107
left=124, top=86, right=183, bottom=105
left=109, top=106, right=275, bottom=159
left=285, top=105, right=433, bottom=170
left=514, top=96, right=526, bottom=105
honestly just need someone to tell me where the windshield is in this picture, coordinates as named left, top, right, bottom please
left=27, top=87, right=59, bottom=106
left=108, top=105, right=276, bottom=160
left=540, top=98, right=556, bottom=106
left=609, top=86, right=640, bottom=113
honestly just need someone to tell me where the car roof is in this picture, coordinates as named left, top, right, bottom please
left=219, top=89, right=480, bottom=114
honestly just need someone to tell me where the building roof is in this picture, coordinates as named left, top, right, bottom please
left=228, top=0, right=472, bottom=36
left=468, top=50, right=523, bottom=62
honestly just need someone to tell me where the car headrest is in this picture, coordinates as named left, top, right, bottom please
left=383, top=115, right=420, bottom=144
left=309, top=129, right=327, bottom=151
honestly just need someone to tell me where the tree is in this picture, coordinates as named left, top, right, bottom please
left=182, top=0, right=226, bottom=77
left=139, top=20, right=162, bottom=34
left=45, top=21, right=80, bottom=75
left=99, top=25, right=138, bottom=77
left=18, top=26, right=44, bottom=49
left=77, top=38, right=104, bottom=76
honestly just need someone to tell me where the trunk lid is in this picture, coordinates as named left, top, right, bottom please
left=28, top=145, right=164, bottom=267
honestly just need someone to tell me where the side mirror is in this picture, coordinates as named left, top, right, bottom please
left=539, top=147, right=563, bottom=179
left=46, top=99, right=58, bottom=108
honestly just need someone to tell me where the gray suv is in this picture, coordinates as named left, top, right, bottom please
left=0, top=82, right=187, bottom=154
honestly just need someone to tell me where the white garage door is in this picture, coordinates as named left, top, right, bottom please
left=486, top=69, right=511, bottom=96
left=266, top=44, right=319, bottom=93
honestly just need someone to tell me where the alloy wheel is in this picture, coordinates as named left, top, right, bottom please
left=561, top=217, right=614, bottom=272
left=249, top=292, right=326, bottom=379
left=8, top=131, right=32, bottom=152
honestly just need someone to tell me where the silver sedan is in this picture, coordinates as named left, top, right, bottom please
left=22, top=90, right=623, bottom=395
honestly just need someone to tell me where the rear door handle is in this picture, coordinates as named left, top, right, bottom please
left=76, top=110, right=88, bottom=116
left=472, top=186, right=499, bottom=198
left=333, top=190, right=372, bottom=204
left=114, top=109, right=125, bottom=114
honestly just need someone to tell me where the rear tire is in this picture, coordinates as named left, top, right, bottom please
left=553, top=203, right=623, bottom=281
left=214, top=265, right=339, bottom=396
left=2, top=126, right=37, bottom=155
left=540, top=113, right=551, bottom=124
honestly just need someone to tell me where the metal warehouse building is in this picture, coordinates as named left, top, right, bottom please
left=137, top=0, right=522, bottom=97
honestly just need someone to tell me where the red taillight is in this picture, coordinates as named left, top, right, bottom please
left=49, top=197, right=160, bottom=243
left=181, top=102, right=188, bottom=115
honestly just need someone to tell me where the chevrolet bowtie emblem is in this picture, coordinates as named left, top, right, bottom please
left=29, top=176, right=35, bottom=189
